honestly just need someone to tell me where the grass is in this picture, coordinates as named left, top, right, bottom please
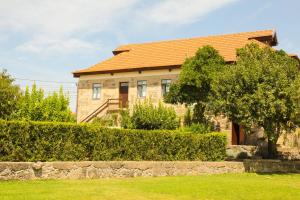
left=0, top=173, right=300, bottom=200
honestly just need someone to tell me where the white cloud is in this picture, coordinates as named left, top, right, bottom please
left=0, top=0, right=240, bottom=55
left=0, top=0, right=138, bottom=35
left=16, top=35, right=102, bottom=55
left=141, top=0, right=239, bottom=25
left=0, top=0, right=139, bottom=55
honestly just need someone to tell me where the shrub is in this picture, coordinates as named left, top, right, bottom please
left=13, top=84, right=75, bottom=122
left=91, top=113, right=118, bottom=127
left=129, top=99, right=179, bottom=130
left=182, top=123, right=212, bottom=134
left=0, top=120, right=226, bottom=161
left=120, top=109, right=133, bottom=129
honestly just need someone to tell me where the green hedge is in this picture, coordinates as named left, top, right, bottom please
left=0, top=120, right=226, bottom=161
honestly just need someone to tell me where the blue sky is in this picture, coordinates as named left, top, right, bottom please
left=1, top=0, right=299, bottom=111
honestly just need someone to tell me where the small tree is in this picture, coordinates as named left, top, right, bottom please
left=42, top=87, right=75, bottom=122
left=212, top=43, right=300, bottom=157
left=164, top=45, right=226, bottom=124
left=15, top=84, right=44, bottom=121
left=14, top=84, right=75, bottom=122
left=0, top=69, right=21, bottom=119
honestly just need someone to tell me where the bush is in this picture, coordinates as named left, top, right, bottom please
left=0, top=120, right=226, bottom=161
left=120, top=109, right=133, bottom=129
left=130, top=100, right=179, bottom=130
left=13, top=84, right=75, bottom=122
left=182, top=123, right=212, bottom=134
left=91, top=113, right=118, bottom=127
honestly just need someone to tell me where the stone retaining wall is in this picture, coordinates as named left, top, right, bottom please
left=243, top=159, right=300, bottom=173
left=0, top=160, right=299, bottom=180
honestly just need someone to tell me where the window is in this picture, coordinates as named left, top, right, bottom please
left=161, top=79, right=171, bottom=96
left=137, top=80, right=147, bottom=98
left=92, top=83, right=101, bottom=100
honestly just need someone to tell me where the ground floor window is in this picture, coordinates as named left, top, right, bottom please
left=161, top=79, right=171, bottom=96
left=92, top=83, right=101, bottom=100
left=137, top=80, right=147, bottom=98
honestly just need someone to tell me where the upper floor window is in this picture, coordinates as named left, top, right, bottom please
left=161, top=79, right=171, bottom=96
left=137, top=80, right=147, bottom=98
left=92, top=83, right=101, bottom=100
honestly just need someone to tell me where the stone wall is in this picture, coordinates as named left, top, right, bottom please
left=210, top=115, right=232, bottom=144
left=279, top=129, right=300, bottom=149
left=243, top=159, right=300, bottom=173
left=226, top=145, right=261, bottom=160
left=76, top=69, right=186, bottom=122
left=75, top=68, right=233, bottom=135
left=1, top=160, right=299, bottom=180
left=0, top=161, right=244, bottom=180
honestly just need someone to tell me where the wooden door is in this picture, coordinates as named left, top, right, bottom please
left=232, top=122, right=245, bottom=145
left=119, top=82, right=129, bottom=108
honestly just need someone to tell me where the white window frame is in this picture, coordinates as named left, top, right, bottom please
left=92, top=83, right=101, bottom=100
left=137, top=80, right=147, bottom=98
left=161, top=79, right=171, bottom=96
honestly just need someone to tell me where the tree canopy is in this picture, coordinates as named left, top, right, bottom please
left=164, top=43, right=300, bottom=157
left=165, top=45, right=226, bottom=105
left=0, top=69, right=21, bottom=119
left=164, top=45, right=226, bottom=124
left=211, top=43, right=300, bottom=157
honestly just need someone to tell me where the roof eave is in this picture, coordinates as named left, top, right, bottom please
left=73, top=65, right=182, bottom=78
left=248, top=30, right=278, bottom=46
left=72, top=60, right=236, bottom=77
left=272, top=31, right=278, bottom=46
left=289, top=54, right=300, bottom=64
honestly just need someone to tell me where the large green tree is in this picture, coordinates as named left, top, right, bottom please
left=211, top=43, right=300, bottom=157
left=164, top=45, right=226, bottom=123
left=0, top=69, right=21, bottom=119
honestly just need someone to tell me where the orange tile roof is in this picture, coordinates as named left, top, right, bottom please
left=289, top=54, right=300, bottom=62
left=73, top=30, right=277, bottom=77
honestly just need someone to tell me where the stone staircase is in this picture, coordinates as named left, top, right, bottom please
left=80, top=98, right=121, bottom=123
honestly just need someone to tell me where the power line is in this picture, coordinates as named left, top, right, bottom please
left=6, top=76, right=80, bottom=98
left=14, top=77, right=77, bottom=84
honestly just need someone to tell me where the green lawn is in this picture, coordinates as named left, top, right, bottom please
left=0, top=173, right=299, bottom=200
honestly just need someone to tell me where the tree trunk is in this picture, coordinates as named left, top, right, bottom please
left=267, top=138, right=277, bottom=159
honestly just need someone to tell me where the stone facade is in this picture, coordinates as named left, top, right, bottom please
left=76, top=68, right=233, bottom=142
left=76, top=69, right=186, bottom=122
left=1, top=160, right=300, bottom=180
left=278, top=129, right=300, bottom=149
left=211, top=115, right=232, bottom=144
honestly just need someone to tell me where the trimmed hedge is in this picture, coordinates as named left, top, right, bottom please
left=0, top=120, right=226, bottom=161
